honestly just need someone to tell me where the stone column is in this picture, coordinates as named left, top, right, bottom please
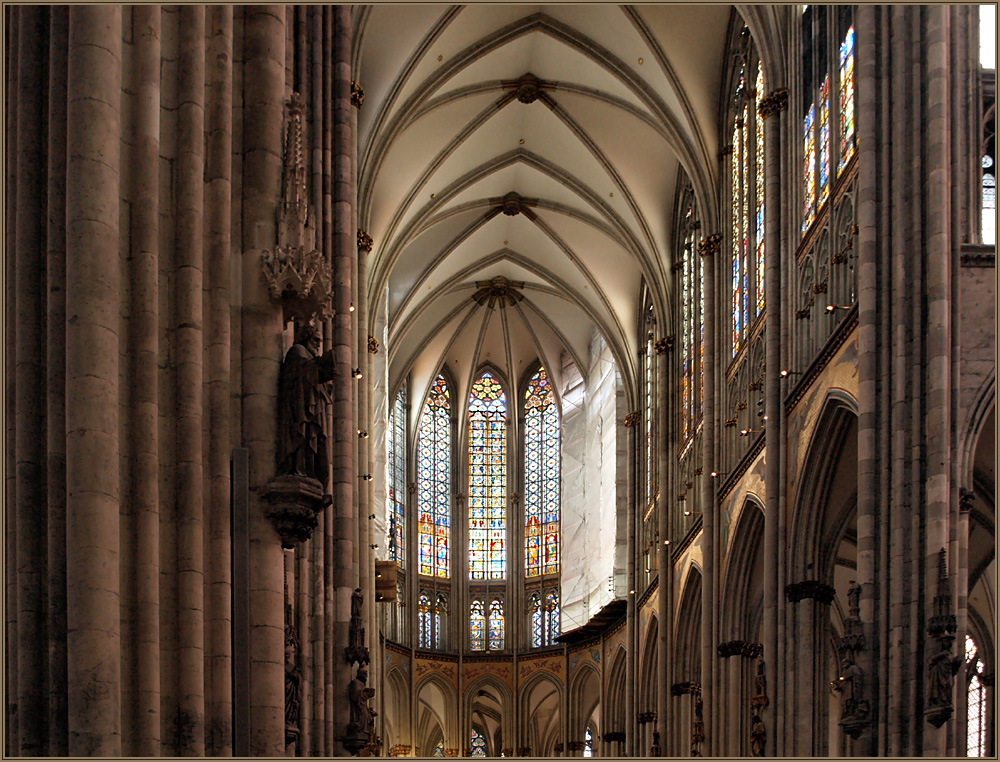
left=331, top=5, right=356, bottom=754
left=241, top=6, right=286, bottom=756
left=206, top=5, right=234, bottom=754
left=854, top=5, right=881, bottom=756
left=624, top=411, right=637, bottom=757
left=358, top=232, right=376, bottom=720
left=175, top=7, right=207, bottom=753
left=125, top=5, right=161, bottom=754
left=655, top=340, right=671, bottom=756
left=759, top=84, right=787, bottom=757
left=46, top=7, right=70, bottom=755
left=698, top=233, right=720, bottom=755
left=16, top=6, right=50, bottom=755
left=66, top=6, right=122, bottom=754
left=5, top=11, right=20, bottom=754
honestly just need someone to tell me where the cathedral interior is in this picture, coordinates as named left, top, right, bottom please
left=3, top=4, right=997, bottom=758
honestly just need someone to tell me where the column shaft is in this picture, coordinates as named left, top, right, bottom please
left=761, top=89, right=783, bottom=757
left=66, top=6, right=123, bottom=754
left=46, top=7, right=70, bottom=754
left=16, top=6, right=50, bottom=754
left=655, top=345, right=670, bottom=755
left=206, top=5, right=234, bottom=754
left=5, top=11, right=20, bottom=755
left=331, top=5, right=356, bottom=754
left=241, top=6, right=287, bottom=756
left=124, top=5, right=161, bottom=754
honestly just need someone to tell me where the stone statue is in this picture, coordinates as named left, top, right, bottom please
left=277, top=323, right=334, bottom=487
left=847, top=579, right=861, bottom=616
left=927, top=644, right=960, bottom=709
left=835, top=656, right=866, bottom=719
left=750, top=713, right=766, bottom=757
left=346, top=587, right=370, bottom=666
left=752, top=661, right=768, bottom=709
left=349, top=666, right=377, bottom=734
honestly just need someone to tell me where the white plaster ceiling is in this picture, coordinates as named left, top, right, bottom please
left=356, top=5, right=730, bottom=418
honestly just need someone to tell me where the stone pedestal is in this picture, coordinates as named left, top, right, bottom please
left=261, top=474, right=330, bottom=549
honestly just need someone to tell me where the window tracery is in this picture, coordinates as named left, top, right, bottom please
left=418, top=374, right=451, bottom=578
left=469, top=372, right=507, bottom=581
left=388, top=386, right=406, bottom=567
left=967, top=633, right=989, bottom=757
left=525, top=367, right=559, bottom=577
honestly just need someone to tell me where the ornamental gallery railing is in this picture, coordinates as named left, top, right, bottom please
left=791, top=169, right=859, bottom=374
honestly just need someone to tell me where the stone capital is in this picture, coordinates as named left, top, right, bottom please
left=357, top=229, right=373, bottom=253
left=698, top=234, right=722, bottom=258
left=757, top=88, right=789, bottom=119
left=351, top=80, right=365, bottom=109
left=785, top=579, right=836, bottom=605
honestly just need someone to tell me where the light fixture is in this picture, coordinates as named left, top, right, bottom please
left=353, top=368, right=363, bottom=379
left=664, top=539, right=670, bottom=546
left=358, top=429, right=369, bottom=438
left=360, top=473, right=373, bottom=481
left=826, top=304, right=850, bottom=312
left=368, top=513, right=376, bottom=520
left=779, top=369, right=802, bottom=377
left=370, top=543, right=379, bottom=549
left=629, top=590, right=636, bottom=595
left=740, top=428, right=753, bottom=437
left=349, top=303, right=356, bottom=312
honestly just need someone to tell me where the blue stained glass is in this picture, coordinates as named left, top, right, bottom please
left=471, top=729, right=487, bottom=757
left=468, top=372, right=507, bottom=580
left=525, top=368, right=560, bottom=577
left=470, top=600, right=485, bottom=651
left=418, top=375, right=451, bottom=578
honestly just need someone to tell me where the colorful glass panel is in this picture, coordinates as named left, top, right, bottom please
left=583, top=727, right=593, bottom=758
left=525, top=367, right=560, bottom=577
left=418, top=595, right=432, bottom=648
left=732, top=110, right=742, bottom=354
left=530, top=593, right=542, bottom=648
left=388, top=387, right=406, bottom=567
left=819, top=74, right=831, bottom=206
left=967, top=634, right=987, bottom=757
left=546, top=591, right=560, bottom=644
left=471, top=729, right=487, bottom=757
left=418, top=375, right=451, bottom=578
left=470, top=600, right=485, bottom=651
left=983, top=156, right=996, bottom=246
left=645, top=333, right=653, bottom=505
left=803, top=103, right=816, bottom=232
left=468, top=372, right=507, bottom=580
left=839, top=25, right=856, bottom=169
left=434, top=740, right=444, bottom=757
left=488, top=598, right=504, bottom=650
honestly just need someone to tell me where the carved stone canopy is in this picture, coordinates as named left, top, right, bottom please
left=471, top=275, right=526, bottom=309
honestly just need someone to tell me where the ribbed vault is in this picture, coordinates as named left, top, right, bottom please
left=355, top=4, right=731, bottom=411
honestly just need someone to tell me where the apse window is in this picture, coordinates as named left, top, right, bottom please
left=966, top=634, right=989, bottom=757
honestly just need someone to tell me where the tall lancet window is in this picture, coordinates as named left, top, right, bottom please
left=678, top=185, right=703, bottom=441
left=801, top=5, right=856, bottom=234
left=966, top=634, right=989, bottom=757
left=524, top=367, right=560, bottom=577
left=729, top=27, right=765, bottom=355
left=388, top=386, right=406, bottom=567
left=488, top=598, right=505, bottom=650
left=418, top=374, right=451, bottom=578
left=468, top=372, right=507, bottom=581
left=470, top=599, right=486, bottom=651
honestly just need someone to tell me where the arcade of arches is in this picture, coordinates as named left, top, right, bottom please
left=3, top=4, right=996, bottom=758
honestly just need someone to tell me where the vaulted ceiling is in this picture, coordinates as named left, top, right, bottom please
left=355, top=5, right=732, bottom=419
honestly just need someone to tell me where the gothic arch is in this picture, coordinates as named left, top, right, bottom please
left=464, top=675, right=513, bottom=757
left=721, top=497, right=765, bottom=643
left=568, top=661, right=601, bottom=748
left=518, top=671, right=563, bottom=757
left=787, top=391, right=859, bottom=583
left=383, top=667, right=411, bottom=751
left=414, top=673, right=459, bottom=754
left=675, top=564, right=703, bottom=682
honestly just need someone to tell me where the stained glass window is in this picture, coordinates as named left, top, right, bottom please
left=546, top=591, right=560, bottom=644
left=838, top=22, right=856, bottom=169
left=530, top=593, right=543, bottom=648
left=488, top=598, right=504, bottom=650
left=583, top=727, right=593, bottom=757
left=418, top=375, right=451, bottom=578
left=645, top=330, right=654, bottom=506
left=435, top=594, right=447, bottom=649
left=730, top=43, right=765, bottom=355
left=470, top=599, right=486, bottom=651
left=468, top=372, right=507, bottom=581
left=434, top=740, right=444, bottom=757
left=525, top=367, right=560, bottom=577
left=818, top=73, right=831, bottom=207
left=418, top=594, right=432, bottom=648
left=388, top=386, right=406, bottom=567
left=755, top=63, right=766, bottom=316
left=679, top=189, right=702, bottom=442
left=471, top=729, right=487, bottom=757
left=967, top=634, right=988, bottom=757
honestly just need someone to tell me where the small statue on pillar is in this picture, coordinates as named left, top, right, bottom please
left=277, top=323, right=335, bottom=487
left=650, top=730, right=661, bottom=757
left=262, top=322, right=335, bottom=548
left=925, top=549, right=961, bottom=728
left=750, top=713, right=766, bottom=757
left=345, top=587, right=370, bottom=666
left=751, top=660, right=768, bottom=709
left=342, top=665, right=377, bottom=754
left=285, top=609, right=302, bottom=747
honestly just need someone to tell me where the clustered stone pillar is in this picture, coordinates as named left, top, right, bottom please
left=759, top=82, right=787, bottom=757
left=655, top=338, right=671, bottom=756
left=331, top=5, right=356, bottom=755
left=241, top=6, right=287, bottom=755
left=46, top=7, right=70, bottom=756
left=624, top=410, right=638, bottom=757
left=206, top=6, right=234, bottom=753
left=66, top=6, right=123, bottom=754
left=697, top=233, right=720, bottom=756
left=16, top=6, right=50, bottom=756
left=125, top=5, right=162, bottom=754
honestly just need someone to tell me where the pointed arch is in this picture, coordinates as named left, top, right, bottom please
left=416, top=370, right=454, bottom=579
